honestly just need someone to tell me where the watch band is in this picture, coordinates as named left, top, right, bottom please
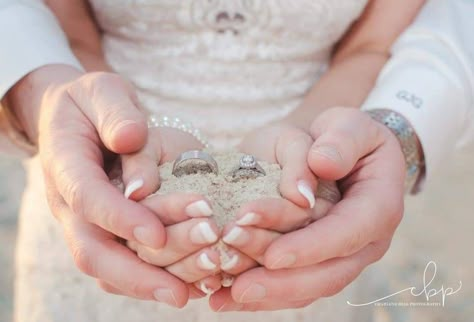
left=366, top=109, right=425, bottom=194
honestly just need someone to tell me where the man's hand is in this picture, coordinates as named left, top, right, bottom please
left=209, top=107, right=406, bottom=311
left=6, top=65, right=190, bottom=307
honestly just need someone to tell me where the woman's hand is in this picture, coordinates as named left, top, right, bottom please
left=113, top=126, right=226, bottom=294
left=210, top=108, right=405, bottom=311
left=6, top=65, right=197, bottom=307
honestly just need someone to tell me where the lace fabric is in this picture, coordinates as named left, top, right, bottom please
left=89, top=0, right=368, bottom=149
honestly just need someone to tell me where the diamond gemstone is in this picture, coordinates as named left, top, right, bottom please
left=240, top=155, right=257, bottom=169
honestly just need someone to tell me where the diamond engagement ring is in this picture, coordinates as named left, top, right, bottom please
left=172, top=150, right=219, bottom=177
left=230, top=154, right=266, bottom=179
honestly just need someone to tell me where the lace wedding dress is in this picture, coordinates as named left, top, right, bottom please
left=15, top=1, right=370, bottom=321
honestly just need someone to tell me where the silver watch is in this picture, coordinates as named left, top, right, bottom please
left=366, top=109, right=425, bottom=194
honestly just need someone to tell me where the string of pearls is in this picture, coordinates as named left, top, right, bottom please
left=147, top=115, right=209, bottom=148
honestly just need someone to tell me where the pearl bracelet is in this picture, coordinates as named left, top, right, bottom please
left=147, top=115, right=209, bottom=148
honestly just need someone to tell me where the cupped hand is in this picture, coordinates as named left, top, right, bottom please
left=8, top=65, right=201, bottom=307
left=114, top=126, right=225, bottom=294
left=210, top=107, right=405, bottom=311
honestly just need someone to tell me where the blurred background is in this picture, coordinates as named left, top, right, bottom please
left=0, top=150, right=473, bottom=321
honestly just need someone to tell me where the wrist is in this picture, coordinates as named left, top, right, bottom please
left=3, top=64, right=83, bottom=144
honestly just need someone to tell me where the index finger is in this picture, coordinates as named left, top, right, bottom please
left=42, top=106, right=166, bottom=249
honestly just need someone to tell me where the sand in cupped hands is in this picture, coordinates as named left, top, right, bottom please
left=152, top=151, right=282, bottom=276
left=155, top=151, right=282, bottom=228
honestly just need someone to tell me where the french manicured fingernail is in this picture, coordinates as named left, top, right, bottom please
left=124, top=179, right=144, bottom=199
left=198, top=253, right=217, bottom=270
left=297, top=180, right=316, bottom=209
left=236, top=212, right=261, bottom=226
left=314, top=145, right=342, bottom=162
left=239, top=283, right=267, bottom=303
left=222, top=226, right=249, bottom=246
left=221, top=254, right=239, bottom=271
left=198, top=281, right=215, bottom=295
left=190, top=222, right=218, bottom=244
left=186, top=200, right=213, bottom=217
left=221, top=275, right=235, bottom=287
left=153, top=288, right=178, bottom=307
left=269, top=253, right=297, bottom=269
left=133, top=226, right=156, bottom=248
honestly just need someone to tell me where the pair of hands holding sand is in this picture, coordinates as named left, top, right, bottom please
left=7, top=65, right=405, bottom=311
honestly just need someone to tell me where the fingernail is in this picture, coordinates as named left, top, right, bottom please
left=239, top=283, right=267, bottom=303
left=297, top=180, right=316, bottom=209
left=221, top=275, right=235, bottom=287
left=314, top=145, right=342, bottom=162
left=185, top=200, right=213, bottom=217
left=269, top=253, right=297, bottom=269
left=133, top=226, right=156, bottom=248
left=190, top=222, right=218, bottom=244
left=222, top=226, right=249, bottom=246
left=221, top=254, right=239, bottom=271
left=197, top=253, right=217, bottom=271
left=153, top=288, right=178, bottom=307
left=236, top=212, right=261, bottom=226
left=124, top=179, right=144, bottom=199
left=198, top=281, right=215, bottom=295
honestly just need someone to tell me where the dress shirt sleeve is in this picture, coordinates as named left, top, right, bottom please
left=0, top=0, right=83, bottom=156
left=361, top=0, right=474, bottom=187
left=0, top=0, right=83, bottom=98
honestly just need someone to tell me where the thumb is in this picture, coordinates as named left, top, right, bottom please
left=67, top=72, right=147, bottom=154
left=308, top=107, right=385, bottom=181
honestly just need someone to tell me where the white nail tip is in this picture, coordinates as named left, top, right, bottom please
left=236, top=213, right=258, bottom=226
left=187, top=200, right=213, bottom=217
left=221, top=275, right=234, bottom=287
left=199, top=282, right=214, bottom=295
left=221, top=254, right=239, bottom=271
left=198, top=222, right=218, bottom=243
left=297, top=181, right=316, bottom=209
left=223, top=227, right=243, bottom=245
left=198, top=253, right=217, bottom=270
left=124, top=179, right=144, bottom=199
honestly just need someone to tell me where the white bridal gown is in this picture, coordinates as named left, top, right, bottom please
left=15, top=1, right=371, bottom=321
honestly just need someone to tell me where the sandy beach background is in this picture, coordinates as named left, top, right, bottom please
left=1, top=149, right=473, bottom=322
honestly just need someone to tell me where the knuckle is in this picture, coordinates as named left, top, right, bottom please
left=72, top=243, right=96, bottom=276
left=54, top=162, right=91, bottom=222
left=341, top=230, right=365, bottom=256
left=321, top=271, right=354, bottom=297
left=127, top=279, right=145, bottom=298
left=370, top=241, right=390, bottom=263
left=62, top=174, right=86, bottom=219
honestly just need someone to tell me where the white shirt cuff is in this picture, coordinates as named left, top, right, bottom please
left=361, top=30, right=474, bottom=186
left=0, top=2, right=83, bottom=99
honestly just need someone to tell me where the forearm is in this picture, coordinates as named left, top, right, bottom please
left=284, top=50, right=388, bottom=130
left=284, top=0, right=425, bottom=130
